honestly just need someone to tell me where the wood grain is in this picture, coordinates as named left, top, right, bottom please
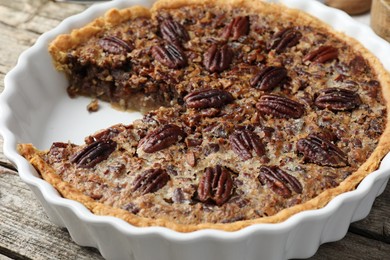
left=371, top=0, right=390, bottom=42
left=0, top=254, right=13, bottom=260
left=0, top=170, right=103, bottom=260
left=0, top=0, right=389, bottom=259
left=312, top=232, right=390, bottom=259
left=325, top=0, right=372, bottom=15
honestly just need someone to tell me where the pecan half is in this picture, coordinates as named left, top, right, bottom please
left=296, top=134, right=348, bottom=167
left=186, top=151, right=196, bottom=167
left=314, top=88, right=361, bottom=111
left=184, top=89, right=234, bottom=109
left=256, top=94, right=304, bottom=119
left=151, top=44, right=187, bottom=69
left=229, top=129, right=265, bottom=161
left=99, top=36, right=133, bottom=54
left=197, top=165, right=234, bottom=206
left=70, top=140, right=117, bottom=168
left=132, top=168, right=170, bottom=194
left=139, top=124, right=186, bottom=153
left=221, top=16, right=250, bottom=40
left=160, top=19, right=190, bottom=44
left=250, top=66, right=288, bottom=91
left=303, top=46, right=338, bottom=63
left=203, top=44, right=233, bottom=73
left=258, top=166, right=302, bottom=198
left=267, top=28, right=302, bottom=53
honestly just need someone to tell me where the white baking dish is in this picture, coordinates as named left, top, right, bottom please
left=1, top=0, right=390, bottom=259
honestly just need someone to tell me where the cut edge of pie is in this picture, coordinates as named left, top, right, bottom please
left=18, top=0, right=390, bottom=232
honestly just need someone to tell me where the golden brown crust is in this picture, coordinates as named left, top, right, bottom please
left=49, top=6, right=151, bottom=69
left=23, top=0, right=390, bottom=232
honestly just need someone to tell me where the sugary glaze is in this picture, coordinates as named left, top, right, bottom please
left=18, top=0, right=390, bottom=232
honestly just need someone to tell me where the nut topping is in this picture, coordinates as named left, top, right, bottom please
left=99, top=36, right=133, bottom=54
left=132, top=168, right=170, bottom=194
left=184, top=89, right=234, bottom=109
left=221, top=16, right=250, bottom=40
left=186, top=151, right=196, bottom=167
left=70, top=140, right=117, bottom=168
left=160, top=19, right=190, bottom=44
left=85, top=127, right=122, bottom=144
left=151, top=44, right=187, bottom=69
left=197, top=165, right=234, bottom=206
left=250, top=66, right=288, bottom=91
left=229, top=129, right=265, bottom=161
left=314, top=88, right=361, bottom=111
left=258, top=166, right=302, bottom=198
left=256, top=94, right=304, bottom=119
left=139, top=124, right=186, bottom=153
left=203, top=44, right=233, bottom=73
left=296, top=134, right=348, bottom=167
left=303, top=46, right=338, bottom=63
left=267, top=28, right=302, bottom=53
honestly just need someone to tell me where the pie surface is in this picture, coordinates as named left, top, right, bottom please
left=18, top=0, right=390, bottom=232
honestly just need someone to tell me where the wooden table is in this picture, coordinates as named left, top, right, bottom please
left=0, top=0, right=389, bottom=259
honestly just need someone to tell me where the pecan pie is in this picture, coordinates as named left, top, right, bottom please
left=18, top=0, right=390, bottom=232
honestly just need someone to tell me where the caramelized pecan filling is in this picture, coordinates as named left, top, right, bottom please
left=46, top=3, right=387, bottom=225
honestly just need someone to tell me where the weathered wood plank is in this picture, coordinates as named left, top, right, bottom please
left=0, top=170, right=103, bottom=260
left=18, top=2, right=88, bottom=34
left=0, top=0, right=47, bottom=16
left=38, top=1, right=89, bottom=21
left=0, top=255, right=13, bottom=260
left=312, top=232, right=390, bottom=259
left=0, top=1, right=88, bottom=76
left=0, top=6, right=31, bottom=27
left=19, top=15, right=63, bottom=35
left=0, top=22, right=40, bottom=70
left=350, top=181, right=390, bottom=243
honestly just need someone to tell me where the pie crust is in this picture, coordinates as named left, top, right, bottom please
left=18, top=0, right=390, bottom=232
